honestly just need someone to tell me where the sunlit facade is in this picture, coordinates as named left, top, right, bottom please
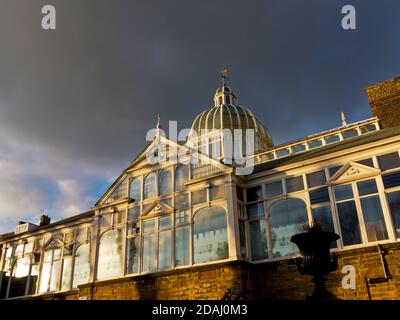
left=1, top=77, right=400, bottom=300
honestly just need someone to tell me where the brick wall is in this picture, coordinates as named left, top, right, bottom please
left=33, top=242, right=400, bottom=300
left=365, top=77, right=400, bottom=128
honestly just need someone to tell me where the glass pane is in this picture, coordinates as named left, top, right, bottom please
left=292, top=144, right=306, bottom=154
left=159, top=215, right=171, bottom=230
left=44, top=250, right=52, bottom=263
left=53, top=249, right=62, bottom=261
left=8, top=257, right=30, bottom=298
left=97, top=230, right=123, bottom=280
left=61, top=258, right=73, bottom=291
left=387, top=191, right=400, bottom=238
left=28, top=264, right=39, bottom=295
left=286, top=176, right=304, bottom=193
left=128, top=206, right=141, bottom=221
left=334, top=184, right=353, bottom=201
left=265, top=181, right=282, bottom=198
left=175, top=226, right=190, bottom=266
left=142, top=234, right=156, bottom=272
left=159, top=170, right=172, bottom=196
left=360, top=196, right=388, bottom=242
left=307, top=170, right=326, bottom=188
left=129, top=178, right=141, bottom=202
left=246, top=186, right=262, bottom=202
left=247, top=202, right=264, bottom=219
left=249, top=220, right=268, bottom=261
left=312, top=205, right=335, bottom=234
left=378, top=152, right=400, bottom=171
left=15, top=244, right=24, bottom=257
left=113, top=211, right=125, bottom=225
left=336, top=201, right=362, bottom=246
left=382, top=171, right=400, bottom=189
left=49, top=260, right=61, bottom=291
left=308, top=140, right=322, bottom=149
left=309, top=187, right=330, bottom=205
left=73, top=244, right=90, bottom=288
left=127, top=221, right=140, bottom=236
left=158, top=230, right=172, bottom=270
left=357, top=179, right=378, bottom=196
left=191, top=189, right=207, bottom=206
left=343, top=129, right=358, bottom=139
left=143, top=219, right=156, bottom=233
left=239, top=220, right=246, bottom=259
left=126, top=237, right=140, bottom=274
left=328, top=166, right=341, bottom=177
left=175, top=165, right=188, bottom=192
left=276, top=149, right=290, bottom=158
left=325, top=135, right=340, bottom=144
left=39, top=262, right=50, bottom=293
left=356, top=158, right=374, bottom=167
left=175, top=193, right=189, bottom=210
left=193, top=207, right=228, bottom=264
left=210, top=185, right=224, bottom=200
left=269, top=199, right=308, bottom=258
left=144, top=173, right=157, bottom=199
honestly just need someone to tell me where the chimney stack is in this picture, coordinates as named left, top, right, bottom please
left=39, top=215, right=51, bottom=226
left=365, top=76, right=400, bottom=129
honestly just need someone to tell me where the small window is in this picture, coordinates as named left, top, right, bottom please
left=309, top=187, right=330, bottom=205
left=246, top=202, right=264, bottom=219
left=191, top=189, right=207, bottom=206
left=276, top=149, right=290, bottom=158
left=286, top=176, right=304, bottom=193
left=334, top=184, right=353, bottom=201
left=129, top=178, right=141, bottom=202
left=360, top=124, right=377, bottom=134
left=261, top=153, right=275, bottom=162
left=246, top=186, right=262, bottom=202
left=175, top=210, right=190, bottom=225
left=383, top=171, right=400, bottom=189
left=378, top=152, right=400, bottom=171
left=265, top=181, right=283, bottom=198
left=342, top=129, right=358, bottom=139
left=325, top=134, right=340, bottom=144
left=292, top=144, right=306, bottom=154
left=357, top=179, right=378, bottom=196
left=308, top=140, right=322, bottom=149
left=144, top=173, right=157, bottom=199
left=306, top=170, right=326, bottom=188
left=356, top=158, right=374, bottom=167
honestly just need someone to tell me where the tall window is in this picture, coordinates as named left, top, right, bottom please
left=8, top=257, right=30, bottom=298
left=175, top=165, right=188, bottom=192
left=72, top=244, right=90, bottom=288
left=144, top=173, right=157, bottom=200
left=39, top=248, right=62, bottom=293
left=97, top=230, right=123, bottom=280
left=130, top=178, right=141, bottom=202
left=159, top=170, right=172, bottom=196
left=193, top=206, right=228, bottom=264
left=269, top=198, right=308, bottom=258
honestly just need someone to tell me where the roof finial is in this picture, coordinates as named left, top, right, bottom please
left=220, top=67, right=229, bottom=87
left=341, top=111, right=347, bottom=126
left=156, top=114, right=161, bottom=130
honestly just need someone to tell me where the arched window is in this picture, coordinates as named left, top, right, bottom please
left=129, top=178, right=141, bottom=202
left=175, top=165, right=188, bottom=192
left=144, top=173, right=157, bottom=200
left=193, top=206, right=228, bottom=264
left=97, top=230, right=123, bottom=280
left=72, top=244, right=90, bottom=288
left=159, top=170, right=172, bottom=196
left=269, top=198, right=308, bottom=258
left=8, top=257, right=30, bottom=298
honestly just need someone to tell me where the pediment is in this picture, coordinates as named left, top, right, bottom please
left=328, top=161, right=381, bottom=185
left=141, top=201, right=174, bottom=218
left=43, top=234, right=64, bottom=249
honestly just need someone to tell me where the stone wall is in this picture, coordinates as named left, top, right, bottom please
left=33, top=242, right=400, bottom=300
left=366, top=77, right=400, bottom=129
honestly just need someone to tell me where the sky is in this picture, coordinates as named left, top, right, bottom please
left=0, top=0, right=400, bottom=233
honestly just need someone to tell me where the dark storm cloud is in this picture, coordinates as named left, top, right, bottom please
left=0, top=0, right=400, bottom=229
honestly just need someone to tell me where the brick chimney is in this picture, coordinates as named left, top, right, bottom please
left=365, top=76, right=400, bottom=129
left=39, top=215, right=51, bottom=226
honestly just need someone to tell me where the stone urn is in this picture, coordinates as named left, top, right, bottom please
left=290, top=225, right=340, bottom=300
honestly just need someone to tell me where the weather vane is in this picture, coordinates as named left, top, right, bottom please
left=220, top=67, right=229, bottom=87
